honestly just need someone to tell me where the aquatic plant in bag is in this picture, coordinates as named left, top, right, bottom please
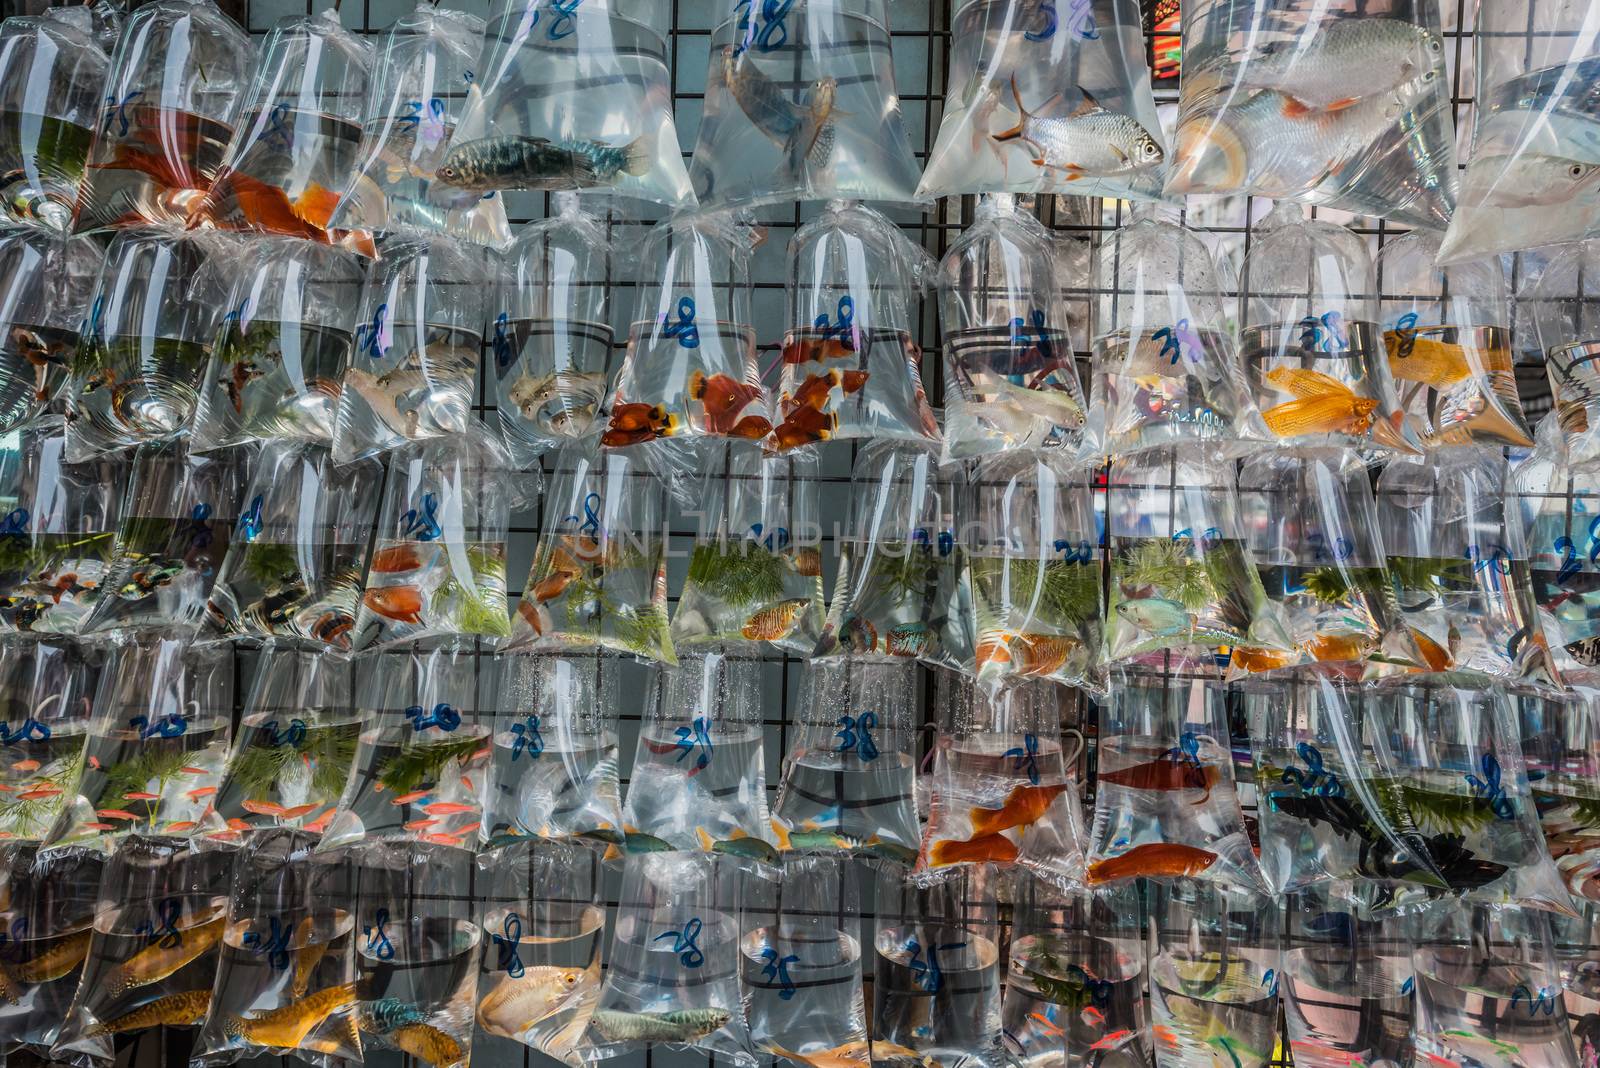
left=1517, top=688, right=1600, bottom=905
left=769, top=660, right=920, bottom=866
left=671, top=446, right=825, bottom=655
left=74, top=0, right=253, bottom=231
left=512, top=441, right=672, bottom=662
left=0, top=229, right=101, bottom=433
left=0, top=638, right=92, bottom=841
left=937, top=195, right=1085, bottom=460
left=1165, top=0, right=1455, bottom=226
left=486, top=651, right=623, bottom=848
left=775, top=200, right=939, bottom=451
left=0, top=842, right=104, bottom=1053
left=472, top=837, right=604, bottom=1061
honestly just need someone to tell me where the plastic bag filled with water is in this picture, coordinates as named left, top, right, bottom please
left=327, top=4, right=504, bottom=246
left=74, top=0, right=253, bottom=232
left=0, top=841, right=104, bottom=1053
left=1518, top=417, right=1600, bottom=684
left=206, top=646, right=359, bottom=839
left=937, top=194, right=1086, bottom=461
left=1088, top=204, right=1268, bottom=460
left=815, top=441, right=974, bottom=671
left=584, top=851, right=750, bottom=1058
left=671, top=446, right=825, bottom=655
left=348, top=839, right=478, bottom=1068
left=918, top=0, right=1166, bottom=202
left=775, top=200, right=938, bottom=452
left=485, top=652, right=623, bottom=849
left=1557, top=904, right=1600, bottom=1068
left=769, top=660, right=921, bottom=867
left=513, top=442, right=670, bottom=661
left=331, top=235, right=491, bottom=464
left=82, top=440, right=247, bottom=636
left=620, top=651, right=774, bottom=865
left=472, top=837, right=605, bottom=1062
left=353, top=429, right=521, bottom=650
left=191, top=829, right=363, bottom=1065
left=1376, top=228, right=1533, bottom=450
left=1528, top=238, right=1600, bottom=468
left=322, top=643, right=492, bottom=852
left=1239, top=201, right=1417, bottom=457
left=1377, top=449, right=1554, bottom=685
left=1165, top=0, right=1455, bottom=227
left=687, top=0, right=920, bottom=210
left=493, top=195, right=612, bottom=469
left=189, top=238, right=366, bottom=453
left=0, top=228, right=101, bottom=434
left=967, top=452, right=1103, bottom=691
left=64, top=227, right=233, bottom=463
left=0, top=639, right=92, bottom=841
left=0, top=416, right=125, bottom=636
left=49, top=833, right=236, bottom=1063
left=1104, top=448, right=1287, bottom=673
left=205, top=444, right=381, bottom=650
left=431, top=0, right=693, bottom=210
left=1519, top=688, right=1600, bottom=905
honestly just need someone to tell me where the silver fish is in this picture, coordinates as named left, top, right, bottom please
left=590, top=1008, right=731, bottom=1043
left=993, top=76, right=1163, bottom=179
left=1462, top=153, right=1600, bottom=208
left=436, top=136, right=650, bottom=192
left=719, top=46, right=838, bottom=170
left=1237, top=18, right=1444, bottom=110
left=1115, top=597, right=1188, bottom=636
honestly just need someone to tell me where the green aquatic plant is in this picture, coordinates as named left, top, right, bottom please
left=242, top=541, right=301, bottom=587
left=1388, top=555, right=1472, bottom=594
left=973, top=557, right=1100, bottom=626
left=685, top=543, right=785, bottom=606
left=228, top=725, right=358, bottom=804
left=0, top=748, right=82, bottom=838
left=616, top=602, right=672, bottom=659
left=1402, top=783, right=1502, bottom=835
left=377, top=735, right=483, bottom=796
left=101, top=745, right=201, bottom=828
left=1301, top=566, right=1350, bottom=605
left=1122, top=538, right=1215, bottom=612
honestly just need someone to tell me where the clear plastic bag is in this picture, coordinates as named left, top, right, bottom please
left=353, top=430, right=519, bottom=650
left=322, top=643, right=493, bottom=851
left=433, top=0, right=693, bottom=210
left=968, top=451, right=1103, bottom=691
left=326, top=4, right=505, bottom=246
left=1088, top=204, right=1269, bottom=460
left=330, top=234, right=492, bottom=465
left=0, top=638, right=92, bottom=841
left=937, top=194, right=1086, bottom=461
left=81, top=440, right=248, bottom=636
left=205, top=443, right=381, bottom=650
left=814, top=441, right=975, bottom=672
left=494, top=196, right=612, bottom=469
left=620, top=652, right=773, bottom=862
left=1165, top=0, right=1455, bottom=227
left=512, top=442, right=673, bottom=662
left=918, top=0, right=1166, bottom=202
left=472, top=837, right=604, bottom=1062
left=769, top=661, right=920, bottom=867
left=1555, top=901, right=1600, bottom=1064
left=74, top=0, right=253, bottom=231
left=1376, top=228, right=1533, bottom=450
left=486, top=652, right=624, bottom=848
left=671, top=446, right=825, bottom=655
left=192, top=829, right=362, bottom=1065
left=1519, top=688, right=1600, bottom=906
left=686, top=0, right=920, bottom=210
left=0, top=229, right=102, bottom=433
left=0, top=842, right=104, bottom=1053
left=1530, top=239, right=1600, bottom=468
left=1515, top=420, right=1600, bottom=685
left=776, top=200, right=939, bottom=451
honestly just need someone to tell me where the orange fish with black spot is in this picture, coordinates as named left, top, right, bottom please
left=602, top=401, right=680, bottom=446
left=781, top=333, right=857, bottom=365
left=789, top=370, right=840, bottom=411
left=1086, top=843, right=1217, bottom=883
left=689, top=369, right=768, bottom=436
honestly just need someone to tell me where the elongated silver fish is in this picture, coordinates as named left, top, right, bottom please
left=993, top=76, right=1163, bottom=179
left=1461, top=153, right=1600, bottom=208
left=590, top=1008, right=731, bottom=1043
left=436, top=136, right=649, bottom=192
left=718, top=46, right=837, bottom=170
left=1237, top=18, right=1444, bottom=111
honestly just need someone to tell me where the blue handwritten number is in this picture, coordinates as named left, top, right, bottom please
left=136, top=899, right=183, bottom=950
left=261, top=719, right=307, bottom=748
left=129, top=712, right=187, bottom=740
left=1556, top=536, right=1583, bottom=585
left=814, top=296, right=854, bottom=347
left=655, top=917, right=705, bottom=967
left=235, top=495, right=264, bottom=543
left=103, top=90, right=143, bottom=137
left=1172, top=527, right=1221, bottom=549
left=1511, top=985, right=1559, bottom=1017
left=1154, top=319, right=1199, bottom=366
left=510, top=714, right=543, bottom=760
left=0, top=718, right=49, bottom=745
left=1165, top=731, right=1203, bottom=769
left=1010, top=309, right=1053, bottom=363
left=0, top=918, right=28, bottom=964
left=1307, top=532, right=1353, bottom=563
left=1054, top=538, right=1092, bottom=564
left=364, top=909, right=394, bottom=961
left=732, top=0, right=792, bottom=56
left=1392, top=311, right=1420, bottom=360
left=835, top=712, right=880, bottom=762
left=663, top=297, right=700, bottom=349
left=761, top=947, right=799, bottom=999
left=547, top=0, right=582, bottom=39
left=1024, top=0, right=1056, bottom=40
left=1065, top=0, right=1098, bottom=38
left=1465, top=752, right=1515, bottom=820
left=242, top=917, right=292, bottom=971
left=398, top=97, right=446, bottom=131
left=565, top=493, right=602, bottom=539
left=356, top=304, right=389, bottom=359
left=1280, top=742, right=1344, bottom=797
left=401, top=493, right=443, bottom=542
left=674, top=717, right=715, bottom=770
left=1466, top=543, right=1512, bottom=576
left=493, top=914, right=525, bottom=977
left=1004, top=733, right=1041, bottom=786
left=1299, top=312, right=1348, bottom=353
left=0, top=508, right=29, bottom=547
left=406, top=703, right=461, bottom=733
left=905, top=938, right=966, bottom=993
left=188, top=503, right=214, bottom=552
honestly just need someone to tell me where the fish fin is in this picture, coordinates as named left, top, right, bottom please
left=1280, top=96, right=1315, bottom=120
left=687, top=368, right=708, bottom=400
left=694, top=826, right=716, bottom=852
left=993, top=73, right=1032, bottom=142
left=1070, top=88, right=1102, bottom=117
left=769, top=819, right=792, bottom=851
left=1266, top=366, right=1353, bottom=399
left=1323, top=97, right=1361, bottom=112
left=516, top=135, right=554, bottom=147
left=622, top=136, right=652, bottom=177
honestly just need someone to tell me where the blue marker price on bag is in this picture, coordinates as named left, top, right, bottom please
left=493, top=312, right=516, bottom=369
left=364, top=909, right=394, bottom=960
left=493, top=913, right=525, bottom=977
left=1465, top=752, right=1515, bottom=820
left=663, top=297, right=700, bottom=349
left=129, top=711, right=187, bottom=740
left=547, top=0, right=582, bottom=39
left=406, top=702, right=461, bottom=733
left=511, top=714, right=543, bottom=760
left=261, top=718, right=307, bottom=748
left=242, top=916, right=293, bottom=971
left=655, top=917, right=705, bottom=968
left=401, top=493, right=443, bottom=542
left=1466, top=543, right=1511, bottom=575
left=674, top=717, right=714, bottom=770
left=0, top=718, right=49, bottom=745
left=905, top=937, right=965, bottom=993
left=760, top=947, right=799, bottom=999
left=1280, top=742, right=1344, bottom=798
left=0, top=508, right=28, bottom=547
left=136, top=898, right=183, bottom=949
left=103, top=90, right=143, bottom=137
left=1004, top=733, right=1041, bottom=785
left=235, top=495, right=264, bottom=542
left=188, top=503, right=214, bottom=552
left=1154, top=319, right=1200, bottom=365
left=356, top=303, right=390, bottom=358
left=566, top=492, right=602, bottom=538
left=835, top=712, right=879, bottom=762
left=1298, top=311, right=1349, bottom=353
left=1054, top=538, right=1093, bottom=564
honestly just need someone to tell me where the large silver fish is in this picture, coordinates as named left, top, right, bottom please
left=718, top=46, right=838, bottom=170
left=1461, top=153, right=1600, bottom=208
left=1236, top=18, right=1444, bottom=111
left=436, top=136, right=650, bottom=192
left=993, top=76, right=1163, bottom=179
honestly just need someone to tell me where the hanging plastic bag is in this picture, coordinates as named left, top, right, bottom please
left=585, top=851, right=749, bottom=1059
left=769, top=661, right=920, bottom=867
left=774, top=200, right=939, bottom=451
left=814, top=441, right=975, bottom=672
left=1522, top=688, right=1600, bottom=906
left=190, top=12, right=374, bottom=255
left=919, top=0, right=1165, bottom=202
left=0, top=229, right=102, bottom=432
left=208, top=645, right=359, bottom=839
left=353, top=429, right=519, bottom=650
left=1165, top=0, right=1455, bottom=226
left=50, top=833, right=236, bottom=1063
left=205, top=443, right=382, bottom=650
left=330, top=234, right=492, bottom=465
left=1528, top=238, right=1600, bottom=469
left=968, top=451, right=1103, bottom=691
left=1088, top=204, right=1269, bottom=460
left=937, top=194, right=1086, bottom=461
left=1086, top=673, right=1264, bottom=892
left=0, top=638, right=92, bottom=841
left=1554, top=901, right=1600, bottom=1064
left=472, top=837, right=605, bottom=1061
left=512, top=441, right=673, bottom=662
left=322, top=642, right=492, bottom=851
left=672, top=446, right=825, bottom=655
left=493, top=195, right=612, bottom=469
left=82, top=440, right=248, bottom=636
left=432, top=0, right=693, bottom=211
left=74, top=0, right=254, bottom=231
left=1376, top=229, right=1532, bottom=450
left=0, top=842, right=104, bottom=1053
left=192, top=829, right=362, bottom=1065
left=486, top=652, right=624, bottom=848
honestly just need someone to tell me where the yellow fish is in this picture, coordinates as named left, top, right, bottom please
left=1302, top=632, right=1369, bottom=663
left=741, top=597, right=810, bottom=641
left=391, top=1022, right=466, bottom=1068
left=290, top=917, right=329, bottom=998
left=476, top=962, right=597, bottom=1039
left=225, top=982, right=359, bottom=1049
left=12, top=928, right=91, bottom=984
left=105, top=910, right=225, bottom=995
left=764, top=1040, right=874, bottom=1068
left=87, top=989, right=212, bottom=1035
left=1261, top=367, right=1378, bottom=437
left=1384, top=328, right=1491, bottom=389
left=1229, top=646, right=1296, bottom=674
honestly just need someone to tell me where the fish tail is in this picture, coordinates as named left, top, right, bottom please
left=994, top=74, right=1031, bottom=141
left=687, top=368, right=708, bottom=400
left=622, top=136, right=651, bottom=177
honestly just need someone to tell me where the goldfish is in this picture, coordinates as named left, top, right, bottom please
left=590, top=1007, right=731, bottom=1043
left=741, top=598, right=811, bottom=641
left=993, top=75, right=1163, bottom=179
left=390, top=1023, right=465, bottom=1068
left=928, top=833, right=1020, bottom=866
left=475, top=962, right=597, bottom=1038
left=772, top=402, right=839, bottom=448
left=764, top=1040, right=873, bottom=1068
left=1235, top=17, right=1444, bottom=112
left=969, top=783, right=1068, bottom=837
left=841, top=369, right=868, bottom=393
left=362, top=584, right=425, bottom=625
left=87, top=988, right=212, bottom=1035
left=601, top=401, right=679, bottom=446
left=11, top=928, right=91, bottom=984
left=370, top=544, right=426, bottom=573
left=532, top=570, right=576, bottom=603
left=1261, top=367, right=1379, bottom=438
left=225, top=981, right=359, bottom=1049
left=1462, top=153, right=1600, bottom=209
left=789, top=370, right=840, bottom=411
left=1085, top=843, right=1217, bottom=883
left=302, top=808, right=336, bottom=835
left=517, top=599, right=552, bottom=636
left=1384, top=328, right=1484, bottom=389
left=208, top=172, right=375, bottom=256
left=105, top=909, right=225, bottom=995
left=994, top=633, right=1078, bottom=678
left=435, top=135, right=651, bottom=193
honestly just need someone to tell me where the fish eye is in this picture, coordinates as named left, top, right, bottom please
left=1427, top=37, right=1442, bottom=53
left=1572, top=163, right=1591, bottom=179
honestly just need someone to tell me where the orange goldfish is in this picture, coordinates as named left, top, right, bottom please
left=968, top=783, right=1068, bottom=837
left=532, top=569, right=576, bottom=603
left=363, top=585, right=425, bottom=625
left=1086, top=843, right=1217, bottom=884
left=741, top=598, right=810, bottom=641
left=1303, top=632, right=1368, bottom=663
left=1261, top=367, right=1378, bottom=438
left=1384, top=328, right=1480, bottom=390
left=302, top=808, right=336, bottom=834
left=370, top=544, right=425, bottom=573
left=727, top=413, right=774, bottom=439
left=1097, top=752, right=1218, bottom=798
left=1008, top=633, right=1078, bottom=677
left=928, top=833, right=1020, bottom=866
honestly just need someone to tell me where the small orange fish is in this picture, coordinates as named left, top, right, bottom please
left=370, top=544, right=424, bottom=573
left=227, top=818, right=252, bottom=831
left=81, top=822, right=115, bottom=831
left=1384, top=328, right=1484, bottom=390
left=404, top=818, right=439, bottom=831
left=532, top=570, right=575, bottom=603
left=392, top=790, right=431, bottom=805
left=1010, top=633, right=1077, bottom=677
left=96, top=809, right=139, bottom=820
left=88, top=756, right=102, bottom=770
left=124, top=791, right=161, bottom=801
left=1409, top=627, right=1453, bottom=671
left=186, top=786, right=218, bottom=801
left=302, top=809, right=335, bottom=834
left=741, top=598, right=810, bottom=641
left=727, top=413, right=774, bottom=439
left=179, top=767, right=208, bottom=775
left=1229, top=646, right=1295, bottom=673
left=242, top=799, right=287, bottom=817
left=772, top=403, right=839, bottom=449
left=1030, top=1011, right=1067, bottom=1038
left=421, top=832, right=463, bottom=848
left=10, top=759, right=39, bottom=772
left=1303, top=632, right=1367, bottom=663
left=789, top=371, right=839, bottom=412
left=279, top=803, right=320, bottom=820
left=840, top=369, right=869, bottom=394
left=1086, top=843, right=1217, bottom=884
left=780, top=334, right=857, bottom=365
left=789, top=546, right=822, bottom=577
left=689, top=369, right=766, bottom=435
left=165, top=821, right=199, bottom=832
left=968, top=783, right=1068, bottom=837
left=928, top=833, right=1019, bottom=866
left=602, top=401, right=679, bottom=446
left=15, top=786, right=61, bottom=800
left=423, top=801, right=476, bottom=816
left=517, top=599, right=551, bottom=636
left=457, top=821, right=480, bottom=836
left=363, top=584, right=425, bottom=625
left=1262, top=381, right=1379, bottom=438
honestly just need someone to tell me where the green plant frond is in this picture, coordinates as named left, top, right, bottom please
left=973, top=557, right=1100, bottom=627
left=617, top=602, right=671, bottom=657
left=1388, top=555, right=1473, bottom=594
left=377, top=735, right=483, bottom=796
left=1121, top=538, right=1217, bottom=612
left=1301, top=566, right=1351, bottom=605
left=1402, top=783, right=1501, bottom=835
left=685, top=543, right=786, bottom=606
left=101, top=745, right=195, bottom=806
left=242, top=542, right=302, bottom=586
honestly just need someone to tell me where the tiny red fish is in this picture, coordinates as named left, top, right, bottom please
left=370, top=544, right=425, bottom=573
left=240, top=799, right=287, bottom=817
left=391, top=790, right=431, bottom=805
left=96, top=809, right=139, bottom=821
left=404, top=818, right=439, bottom=831
left=165, top=821, right=199, bottom=833
left=186, top=786, right=217, bottom=801
left=81, top=822, right=115, bottom=832
left=124, top=791, right=161, bottom=801
left=15, top=786, right=61, bottom=800
left=423, top=801, right=476, bottom=816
